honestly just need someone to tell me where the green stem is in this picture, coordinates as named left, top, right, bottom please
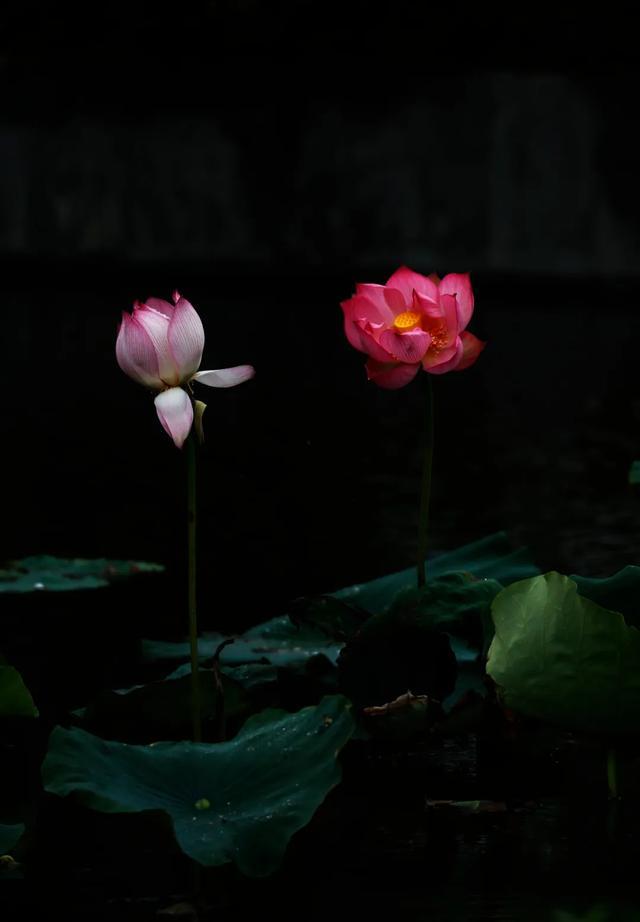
left=607, top=747, right=618, bottom=799
left=187, top=431, right=202, bottom=742
left=416, top=375, right=434, bottom=588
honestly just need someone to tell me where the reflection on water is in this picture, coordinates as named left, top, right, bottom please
left=306, top=773, right=640, bottom=922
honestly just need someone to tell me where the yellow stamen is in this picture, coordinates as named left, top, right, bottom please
left=429, top=324, right=448, bottom=354
left=393, top=310, right=421, bottom=331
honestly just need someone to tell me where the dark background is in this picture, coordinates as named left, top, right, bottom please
left=2, top=4, right=640, bottom=632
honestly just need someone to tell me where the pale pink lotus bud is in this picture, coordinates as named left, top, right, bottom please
left=116, top=292, right=255, bottom=447
left=116, top=292, right=204, bottom=388
left=340, top=267, right=485, bottom=389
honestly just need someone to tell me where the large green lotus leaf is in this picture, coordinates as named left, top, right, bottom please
left=288, top=594, right=368, bottom=642
left=219, top=663, right=279, bottom=691
left=0, top=666, right=38, bottom=718
left=0, top=556, right=163, bottom=593
left=43, top=695, right=355, bottom=876
left=332, top=532, right=538, bottom=614
left=553, top=909, right=610, bottom=922
left=384, top=572, right=503, bottom=706
left=77, top=669, right=250, bottom=743
left=167, top=661, right=280, bottom=691
left=172, top=660, right=288, bottom=696
left=337, top=602, right=458, bottom=709
left=142, top=535, right=534, bottom=675
left=142, top=616, right=341, bottom=669
left=0, top=823, right=24, bottom=855
left=629, top=461, right=640, bottom=485
left=487, top=573, right=640, bottom=734
left=572, top=567, right=640, bottom=630
left=389, top=572, right=503, bottom=654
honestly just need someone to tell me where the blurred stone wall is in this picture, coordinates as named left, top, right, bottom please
left=0, top=73, right=636, bottom=274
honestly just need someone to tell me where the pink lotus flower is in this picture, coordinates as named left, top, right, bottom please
left=116, top=291, right=255, bottom=447
left=340, top=267, right=485, bottom=388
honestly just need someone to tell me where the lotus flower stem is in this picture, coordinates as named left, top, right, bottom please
left=187, top=430, right=203, bottom=742
left=607, top=747, right=618, bottom=799
left=416, top=375, right=434, bottom=587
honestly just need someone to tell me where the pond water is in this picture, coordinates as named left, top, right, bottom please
left=6, top=747, right=640, bottom=920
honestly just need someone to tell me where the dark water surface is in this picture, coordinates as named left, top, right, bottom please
left=5, top=735, right=640, bottom=921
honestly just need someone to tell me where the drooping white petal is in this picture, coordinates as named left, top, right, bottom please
left=192, top=365, right=256, bottom=388
left=168, top=296, right=205, bottom=383
left=154, top=387, right=194, bottom=449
